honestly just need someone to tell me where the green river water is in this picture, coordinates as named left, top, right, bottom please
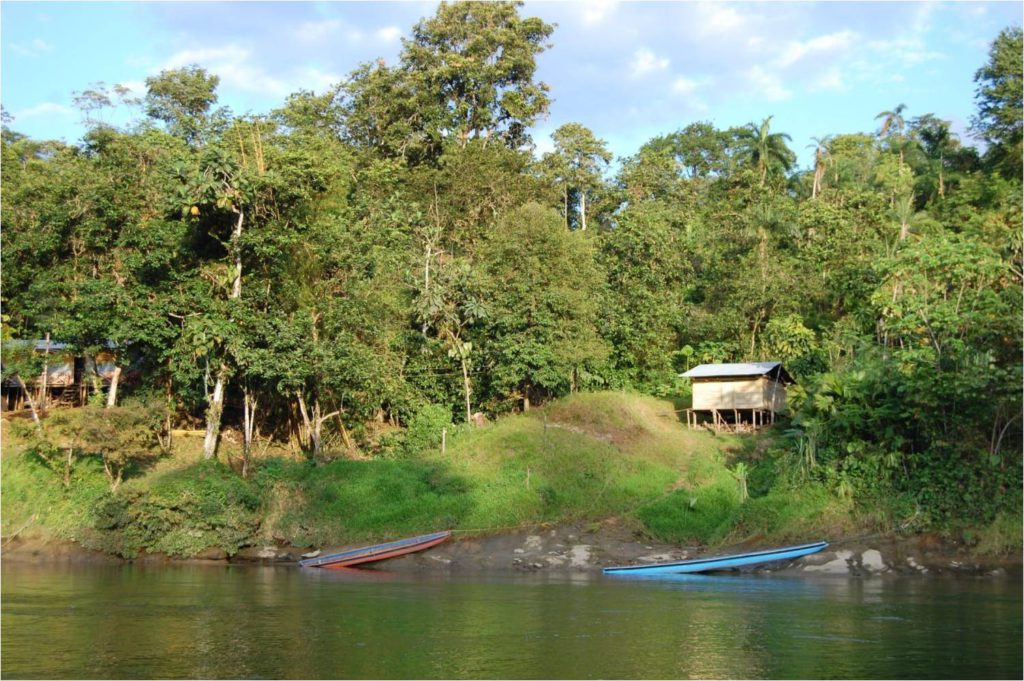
left=1, top=563, right=1020, bottom=679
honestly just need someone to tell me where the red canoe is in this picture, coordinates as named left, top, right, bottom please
left=298, top=530, right=452, bottom=569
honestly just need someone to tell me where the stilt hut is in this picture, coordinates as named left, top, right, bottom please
left=681, top=361, right=794, bottom=431
left=1, top=339, right=131, bottom=411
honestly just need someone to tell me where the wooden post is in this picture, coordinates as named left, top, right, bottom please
left=40, top=334, right=50, bottom=410
left=441, top=427, right=447, bottom=456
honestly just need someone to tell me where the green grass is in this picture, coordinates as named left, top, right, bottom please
left=1, top=450, right=110, bottom=541
left=970, top=512, right=1024, bottom=556
left=0, top=390, right=975, bottom=557
left=258, top=392, right=716, bottom=546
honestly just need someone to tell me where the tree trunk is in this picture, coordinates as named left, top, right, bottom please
left=64, top=447, right=73, bottom=489
left=242, top=385, right=257, bottom=478
left=103, top=458, right=123, bottom=493
left=296, top=392, right=313, bottom=458
left=336, top=413, right=356, bottom=456
left=202, top=364, right=228, bottom=460
left=563, top=185, right=569, bottom=230
left=750, top=308, right=765, bottom=356
left=202, top=209, right=244, bottom=460
left=105, top=365, right=122, bottom=408
left=310, top=400, right=323, bottom=459
left=812, top=162, right=824, bottom=199
left=579, top=191, right=587, bottom=231
left=460, top=356, right=473, bottom=425
left=938, top=156, right=945, bottom=199
left=295, top=393, right=337, bottom=460
left=231, top=209, right=244, bottom=299
left=40, top=333, right=50, bottom=411
left=14, top=375, right=40, bottom=427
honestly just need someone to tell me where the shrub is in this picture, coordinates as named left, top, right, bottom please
left=91, top=460, right=261, bottom=558
left=403, top=403, right=453, bottom=455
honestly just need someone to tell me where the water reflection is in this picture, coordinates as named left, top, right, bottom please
left=603, top=571, right=827, bottom=596
left=2, top=563, right=1020, bottom=679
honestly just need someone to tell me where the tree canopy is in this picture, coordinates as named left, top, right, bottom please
left=2, top=7, right=1019, bottom=527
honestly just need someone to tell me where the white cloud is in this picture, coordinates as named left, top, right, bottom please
left=775, top=30, right=857, bottom=68
left=163, top=45, right=291, bottom=97
left=533, top=135, right=555, bottom=157
left=671, top=77, right=700, bottom=95
left=811, top=68, right=846, bottom=92
left=9, top=38, right=54, bottom=57
left=746, top=65, right=791, bottom=102
left=695, top=4, right=746, bottom=35
left=164, top=45, right=246, bottom=71
left=293, top=19, right=343, bottom=43
left=117, top=80, right=148, bottom=96
left=374, top=26, right=402, bottom=43
left=630, top=48, right=669, bottom=78
left=297, top=67, right=342, bottom=94
left=671, top=76, right=713, bottom=97
left=867, top=38, right=945, bottom=66
left=582, top=0, right=618, bottom=26
left=14, top=102, right=74, bottom=121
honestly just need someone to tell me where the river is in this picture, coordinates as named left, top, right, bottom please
left=1, top=563, right=1020, bottom=679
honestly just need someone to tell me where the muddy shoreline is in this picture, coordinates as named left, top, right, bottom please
left=3, top=520, right=1020, bottom=578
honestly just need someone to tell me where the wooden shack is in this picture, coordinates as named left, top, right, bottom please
left=681, top=361, right=794, bottom=431
left=1, top=340, right=132, bottom=411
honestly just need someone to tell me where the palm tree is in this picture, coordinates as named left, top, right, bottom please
left=876, top=103, right=908, bottom=167
left=735, top=116, right=796, bottom=188
left=807, top=135, right=833, bottom=199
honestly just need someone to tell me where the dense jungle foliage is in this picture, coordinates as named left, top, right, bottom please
left=2, top=3, right=1020, bottom=534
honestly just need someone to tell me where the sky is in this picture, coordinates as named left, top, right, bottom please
left=2, top=1, right=1021, bottom=169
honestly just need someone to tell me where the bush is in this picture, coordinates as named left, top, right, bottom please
left=91, top=460, right=261, bottom=558
left=971, top=513, right=1024, bottom=556
left=403, top=403, right=453, bottom=456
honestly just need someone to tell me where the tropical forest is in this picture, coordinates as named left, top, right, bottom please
left=2, top=3, right=1021, bottom=562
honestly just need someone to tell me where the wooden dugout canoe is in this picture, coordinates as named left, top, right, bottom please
left=602, top=541, right=828, bottom=575
left=299, top=530, right=452, bottom=569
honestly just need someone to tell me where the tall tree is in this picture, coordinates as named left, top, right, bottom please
left=144, top=66, right=221, bottom=145
left=479, top=203, right=607, bottom=410
left=401, top=1, right=554, bottom=150
left=972, top=26, right=1023, bottom=180
left=734, top=116, right=796, bottom=187
left=542, top=123, right=612, bottom=231
left=807, top=136, right=833, bottom=199
left=876, top=103, right=909, bottom=168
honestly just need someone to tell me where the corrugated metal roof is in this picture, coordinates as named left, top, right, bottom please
left=2, top=339, right=118, bottom=352
left=681, top=362, right=782, bottom=378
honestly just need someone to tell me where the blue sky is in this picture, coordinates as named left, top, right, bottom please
left=2, top=1, right=1020, bottom=169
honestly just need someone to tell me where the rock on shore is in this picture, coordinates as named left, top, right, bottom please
left=3, top=522, right=1019, bottom=578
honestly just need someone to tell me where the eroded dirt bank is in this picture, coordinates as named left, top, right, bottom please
left=3, top=520, right=1019, bottom=578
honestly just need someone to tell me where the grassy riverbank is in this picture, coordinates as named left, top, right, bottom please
left=1, top=392, right=1018, bottom=559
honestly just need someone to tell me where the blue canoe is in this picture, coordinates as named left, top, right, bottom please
left=603, top=541, right=828, bottom=575
left=299, top=530, right=452, bottom=569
